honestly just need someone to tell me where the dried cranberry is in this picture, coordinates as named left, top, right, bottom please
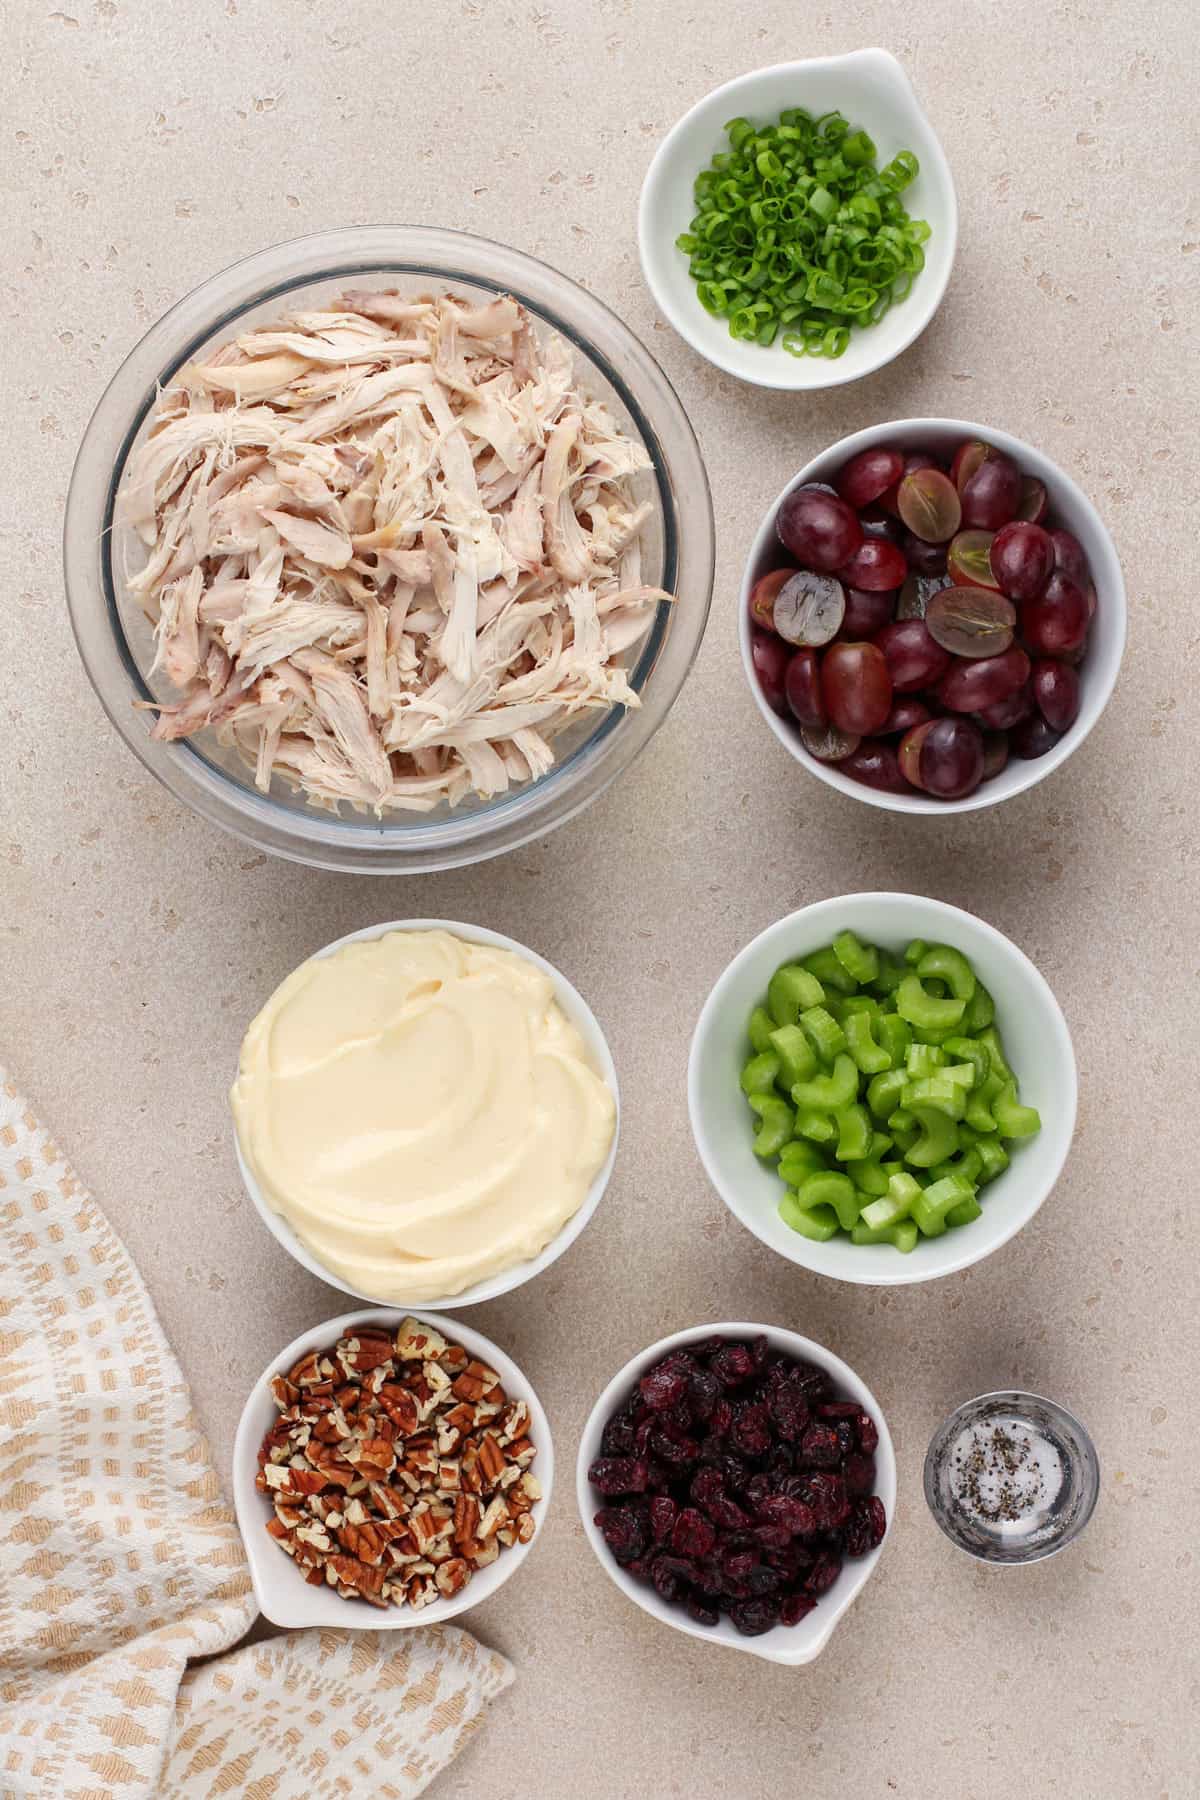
left=652, top=1560, right=681, bottom=1601
left=816, top=1401, right=860, bottom=1420
left=755, top=1523, right=792, bottom=1552
left=769, top=1383, right=811, bottom=1441
left=790, top=1361, right=833, bottom=1402
left=708, top=1495, right=751, bottom=1532
left=595, top=1506, right=648, bottom=1564
left=730, top=1596, right=781, bottom=1636
left=803, top=1472, right=850, bottom=1531
left=856, top=1410, right=879, bottom=1453
left=731, top=1401, right=772, bottom=1458
left=686, top=1594, right=720, bottom=1627
left=600, top=1409, right=637, bottom=1457
left=690, top=1467, right=724, bottom=1506
left=766, top=1442, right=795, bottom=1478
left=744, top=1472, right=775, bottom=1514
left=687, top=1367, right=721, bottom=1421
left=722, top=1548, right=757, bottom=1587
left=844, top=1502, right=874, bottom=1558
left=749, top=1335, right=771, bottom=1370
left=843, top=1452, right=877, bottom=1497
left=865, top=1495, right=887, bottom=1547
left=780, top=1592, right=817, bottom=1627
left=671, top=1508, right=716, bottom=1559
left=799, top=1423, right=841, bottom=1468
left=710, top=1345, right=756, bottom=1388
left=640, top=1363, right=689, bottom=1411
left=746, top=1562, right=781, bottom=1597
left=803, top=1551, right=843, bottom=1597
left=708, top=1399, right=733, bottom=1437
left=765, top=1541, right=814, bottom=1582
left=649, top=1495, right=678, bottom=1542
left=693, top=1335, right=730, bottom=1360
left=588, top=1456, right=650, bottom=1497
left=649, top=1429, right=699, bottom=1468
left=757, top=1492, right=817, bottom=1536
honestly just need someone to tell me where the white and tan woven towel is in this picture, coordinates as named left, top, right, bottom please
left=0, top=1072, right=513, bottom=1799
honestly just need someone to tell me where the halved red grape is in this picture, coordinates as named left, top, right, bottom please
left=1048, top=528, right=1088, bottom=585
left=837, top=447, right=905, bottom=509
left=876, top=619, right=951, bottom=692
left=798, top=481, right=837, bottom=496
left=1016, top=477, right=1048, bottom=524
left=946, top=530, right=999, bottom=590
left=784, top=647, right=826, bottom=730
left=876, top=695, right=931, bottom=736
left=914, top=716, right=985, bottom=798
left=880, top=452, right=939, bottom=518
left=751, top=630, right=789, bottom=714
left=902, top=531, right=949, bottom=576
left=898, top=572, right=950, bottom=619
left=926, top=587, right=1016, bottom=658
left=897, top=469, right=962, bottom=544
left=839, top=741, right=914, bottom=794
left=990, top=521, right=1053, bottom=602
left=976, top=682, right=1034, bottom=730
left=1011, top=713, right=1062, bottom=759
left=960, top=451, right=1021, bottom=530
left=840, top=587, right=895, bottom=638
left=1031, top=659, right=1081, bottom=732
left=981, top=731, right=1010, bottom=780
left=898, top=720, right=933, bottom=787
left=837, top=538, right=907, bottom=592
left=774, top=571, right=845, bottom=646
left=937, top=646, right=1030, bottom=714
left=1020, top=572, right=1089, bottom=655
left=749, top=567, right=793, bottom=630
left=821, top=642, right=893, bottom=735
left=950, top=440, right=990, bottom=491
left=777, top=488, right=862, bottom=571
left=801, top=720, right=860, bottom=762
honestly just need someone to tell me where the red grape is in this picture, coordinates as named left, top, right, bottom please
left=1017, top=477, right=1048, bottom=524
left=839, top=741, right=914, bottom=794
left=1048, top=528, right=1088, bottom=584
left=1031, top=658, right=1081, bottom=732
left=749, top=567, right=793, bottom=630
left=859, top=508, right=905, bottom=545
left=1011, top=713, right=1062, bottom=760
left=801, top=720, right=860, bottom=762
left=876, top=619, right=951, bottom=692
left=821, top=641, right=893, bottom=735
left=976, top=682, right=1034, bottom=730
left=876, top=696, right=932, bottom=736
left=950, top=440, right=990, bottom=491
left=777, top=488, right=862, bottom=571
left=1020, top=572, right=1089, bottom=655
left=946, top=530, right=999, bottom=590
left=960, top=451, right=1021, bottom=530
left=784, top=647, right=826, bottom=729
left=926, top=587, right=1016, bottom=658
left=897, top=469, right=962, bottom=543
left=990, top=521, right=1053, bottom=602
left=937, top=646, right=1031, bottom=713
left=902, top=531, right=949, bottom=576
left=898, top=572, right=950, bottom=619
left=840, top=587, right=895, bottom=638
left=981, top=731, right=1010, bottom=780
left=837, top=448, right=904, bottom=510
left=880, top=452, right=939, bottom=518
left=914, top=716, right=985, bottom=798
left=774, top=571, right=845, bottom=646
left=751, top=630, right=789, bottom=714
left=837, top=538, right=907, bottom=592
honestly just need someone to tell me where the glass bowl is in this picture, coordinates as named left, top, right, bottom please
left=65, top=226, right=715, bottom=873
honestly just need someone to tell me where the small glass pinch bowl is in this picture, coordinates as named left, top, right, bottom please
left=923, top=1390, right=1100, bottom=1565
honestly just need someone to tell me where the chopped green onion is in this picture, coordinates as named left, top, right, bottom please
left=674, top=106, right=928, bottom=358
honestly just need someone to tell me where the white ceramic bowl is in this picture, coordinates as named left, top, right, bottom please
left=639, top=50, right=956, bottom=390
left=234, top=1306, right=553, bottom=1629
left=234, top=919, right=620, bottom=1308
left=739, top=418, right=1127, bottom=812
left=576, top=1322, right=896, bottom=1664
left=689, top=894, right=1076, bottom=1286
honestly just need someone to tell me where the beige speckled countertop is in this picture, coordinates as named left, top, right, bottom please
left=3, top=2, right=1197, bottom=1795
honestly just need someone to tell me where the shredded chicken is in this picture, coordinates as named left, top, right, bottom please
left=120, top=291, right=671, bottom=814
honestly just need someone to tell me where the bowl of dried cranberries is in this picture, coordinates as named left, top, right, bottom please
left=740, top=418, right=1126, bottom=812
left=576, top=1323, right=895, bottom=1662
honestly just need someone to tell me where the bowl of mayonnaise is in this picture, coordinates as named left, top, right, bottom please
left=231, top=919, right=619, bottom=1309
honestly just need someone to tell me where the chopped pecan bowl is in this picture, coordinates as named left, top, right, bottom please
left=236, top=1309, right=552, bottom=1626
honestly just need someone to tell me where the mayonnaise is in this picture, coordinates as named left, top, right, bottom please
left=231, top=929, right=616, bottom=1301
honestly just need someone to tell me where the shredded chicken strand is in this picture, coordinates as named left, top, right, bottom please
left=119, top=290, right=672, bottom=815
